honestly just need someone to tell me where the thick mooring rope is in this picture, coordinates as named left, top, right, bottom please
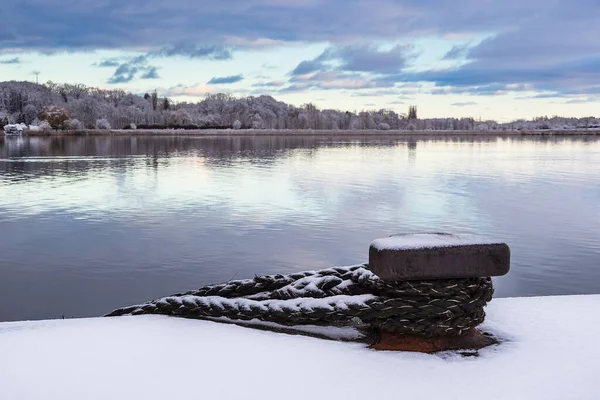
left=106, top=265, right=493, bottom=337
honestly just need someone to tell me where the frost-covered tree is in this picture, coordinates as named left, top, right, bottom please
left=95, top=118, right=111, bottom=130
left=0, top=80, right=597, bottom=133
left=65, top=118, right=83, bottom=130
left=39, top=105, right=70, bottom=130
left=233, top=120, right=242, bottom=130
left=38, top=120, right=52, bottom=132
left=22, top=104, right=38, bottom=125
left=408, top=105, right=418, bottom=120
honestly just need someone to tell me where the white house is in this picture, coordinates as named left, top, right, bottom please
left=3, top=124, right=27, bottom=135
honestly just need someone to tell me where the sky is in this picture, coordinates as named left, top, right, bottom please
left=0, top=0, right=599, bottom=121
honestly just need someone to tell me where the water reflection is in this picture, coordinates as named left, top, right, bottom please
left=1, top=135, right=599, bottom=322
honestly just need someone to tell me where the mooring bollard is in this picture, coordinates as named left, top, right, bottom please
left=368, top=233, right=510, bottom=352
left=107, top=232, right=510, bottom=353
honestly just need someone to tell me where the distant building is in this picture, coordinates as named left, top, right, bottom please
left=3, top=124, right=25, bottom=135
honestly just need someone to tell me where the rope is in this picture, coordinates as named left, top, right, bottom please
left=106, top=265, right=493, bottom=337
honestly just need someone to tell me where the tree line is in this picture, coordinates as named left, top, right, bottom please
left=0, top=81, right=598, bottom=132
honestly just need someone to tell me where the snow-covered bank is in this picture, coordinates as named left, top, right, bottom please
left=1, top=295, right=599, bottom=400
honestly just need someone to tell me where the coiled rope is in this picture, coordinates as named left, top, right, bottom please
left=106, top=265, right=493, bottom=337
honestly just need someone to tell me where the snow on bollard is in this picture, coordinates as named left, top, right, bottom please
left=367, top=233, right=510, bottom=352
left=369, top=233, right=510, bottom=281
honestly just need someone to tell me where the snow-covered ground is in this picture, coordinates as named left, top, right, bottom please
left=1, top=295, right=598, bottom=400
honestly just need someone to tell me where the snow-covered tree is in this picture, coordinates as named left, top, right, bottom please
left=95, top=118, right=111, bottom=130
left=38, top=120, right=52, bottom=132
left=65, top=118, right=83, bottom=130
left=39, top=105, right=70, bottom=130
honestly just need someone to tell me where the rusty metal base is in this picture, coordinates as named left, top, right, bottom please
left=369, top=328, right=497, bottom=353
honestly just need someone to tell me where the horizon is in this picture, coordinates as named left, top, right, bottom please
left=1, top=1, right=599, bottom=121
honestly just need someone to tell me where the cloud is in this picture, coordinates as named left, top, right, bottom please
left=285, top=43, right=415, bottom=92
left=291, top=44, right=414, bottom=76
left=107, top=55, right=160, bottom=84
left=351, top=89, right=404, bottom=97
left=562, top=98, right=593, bottom=104
left=320, top=44, right=415, bottom=74
left=443, top=44, right=470, bottom=60
left=161, top=83, right=214, bottom=97
left=291, top=60, right=323, bottom=76
left=93, top=58, right=120, bottom=67
left=451, top=101, right=477, bottom=107
left=2, top=0, right=600, bottom=100
left=0, top=0, right=541, bottom=54
left=207, top=74, right=244, bottom=84
left=0, top=57, right=20, bottom=64
left=141, top=66, right=160, bottom=79
left=252, top=80, right=286, bottom=88
left=283, top=71, right=395, bottom=92
left=150, top=44, right=233, bottom=60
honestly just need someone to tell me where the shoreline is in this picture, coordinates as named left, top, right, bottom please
left=6, top=128, right=600, bottom=138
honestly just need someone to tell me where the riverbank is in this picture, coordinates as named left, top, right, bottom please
left=11, top=128, right=600, bottom=137
left=1, top=294, right=598, bottom=400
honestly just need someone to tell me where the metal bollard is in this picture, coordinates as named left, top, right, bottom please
left=367, top=233, right=510, bottom=352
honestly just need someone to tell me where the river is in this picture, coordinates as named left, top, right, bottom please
left=1, top=134, right=599, bottom=321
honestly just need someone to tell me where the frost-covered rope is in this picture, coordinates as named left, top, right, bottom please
left=106, top=265, right=493, bottom=337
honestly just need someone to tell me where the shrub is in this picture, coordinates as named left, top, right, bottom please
left=39, top=105, right=71, bottom=130
left=233, top=120, right=242, bottom=130
left=95, top=118, right=111, bottom=130
left=38, top=121, right=52, bottom=132
left=378, top=122, right=390, bottom=131
left=65, top=119, right=83, bottom=130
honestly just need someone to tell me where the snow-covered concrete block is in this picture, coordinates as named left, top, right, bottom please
left=369, top=233, right=510, bottom=281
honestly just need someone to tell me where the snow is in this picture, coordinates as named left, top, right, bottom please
left=371, top=233, right=503, bottom=251
left=3, top=123, right=26, bottom=133
left=167, top=293, right=375, bottom=313
left=1, top=295, right=599, bottom=400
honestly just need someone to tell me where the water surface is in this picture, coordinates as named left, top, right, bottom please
left=1, top=135, right=599, bottom=322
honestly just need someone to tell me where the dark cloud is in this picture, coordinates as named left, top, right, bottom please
left=150, top=44, right=232, bottom=60
left=389, top=54, right=600, bottom=96
left=0, top=57, right=20, bottom=64
left=93, top=58, right=120, bottom=67
left=285, top=43, right=414, bottom=91
left=443, top=44, right=470, bottom=60
left=141, top=66, right=160, bottom=79
left=207, top=74, right=244, bottom=84
left=1, top=0, right=599, bottom=98
left=291, top=60, right=323, bottom=76
left=318, top=44, right=414, bottom=74
left=291, top=44, right=414, bottom=76
left=0, top=0, right=540, bottom=53
left=107, top=55, right=160, bottom=84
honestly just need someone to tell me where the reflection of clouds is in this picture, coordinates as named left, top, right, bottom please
left=1, top=137, right=599, bottom=227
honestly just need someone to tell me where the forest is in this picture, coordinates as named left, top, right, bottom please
left=1, top=81, right=598, bottom=132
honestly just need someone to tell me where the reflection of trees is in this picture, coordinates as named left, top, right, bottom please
left=1, top=135, right=598, bottom=180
